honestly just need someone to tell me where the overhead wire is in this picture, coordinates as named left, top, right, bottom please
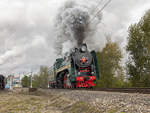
left=92, top=0, right=104, bottom=13
left=88, top=0, right=112, bottom=24
left=17, top=0, right=112, bottom=79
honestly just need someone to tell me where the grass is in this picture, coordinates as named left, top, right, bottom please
left=0, top=90, right=104, bottom=113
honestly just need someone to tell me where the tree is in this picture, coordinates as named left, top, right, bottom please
left=96, top=38, right=124, bottom=88
left=21, top=75, right=30, bottom=87
left=32, top=74, right=41, bottom=88
left=32, top=66, right=49, bottom=88
left=126, top=10, right=150, bottom=87
left=39, top=66, right=49, bottom=88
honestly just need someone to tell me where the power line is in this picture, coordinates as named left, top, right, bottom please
left=88, top=0, right=112, bottom=24
left=92, top=0, right=103, bottom=13
left=24, top=71, right=32, bottom=76
left=48, top=66, right=54, bottom=72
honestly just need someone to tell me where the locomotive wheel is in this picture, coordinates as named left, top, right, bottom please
left=63, top=75, right=67, bottom=88
left=57, top=79, right=63, bottom=89
left=51, top=83, right=54, bottom=88
left=72, top=83, right=76, bottom=88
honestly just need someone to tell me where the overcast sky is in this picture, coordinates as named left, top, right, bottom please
left=0, top=0, right=150, bottom=76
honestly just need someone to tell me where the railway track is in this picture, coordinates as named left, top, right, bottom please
left=30, top=87, right=150, bottom=94
left=85, top=88, right=150, bottom=94
left=49, top=87, right=150, bottom=94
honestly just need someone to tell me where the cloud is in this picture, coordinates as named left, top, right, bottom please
left=0, top=0, right=150, bottom=75
left=54, top=0, right=102, bottom=55
left=0, top=0, right=63, bottom=75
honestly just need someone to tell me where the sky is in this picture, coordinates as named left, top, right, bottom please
left=0, top=0, right=150, bottom=76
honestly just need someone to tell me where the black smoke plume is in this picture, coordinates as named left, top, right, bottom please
left=55, top=0, right=102, bottom=55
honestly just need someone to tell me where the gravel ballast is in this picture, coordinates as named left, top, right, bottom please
left=0, top=88, right=150, bottom=113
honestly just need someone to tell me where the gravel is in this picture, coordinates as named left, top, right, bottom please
left=0, top=88, right=150, bottom=113
left=44, top=89, right=150, bottom=113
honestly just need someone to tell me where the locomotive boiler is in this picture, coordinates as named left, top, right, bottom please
left=49, top=43, right=99, bottom=88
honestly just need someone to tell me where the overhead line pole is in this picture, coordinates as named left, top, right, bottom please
left=30, top=72, right=33, bottom=88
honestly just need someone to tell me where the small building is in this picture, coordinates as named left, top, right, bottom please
left=13, top=76, right=22, bottom=88
left=6, top=75, right=22, bottom=89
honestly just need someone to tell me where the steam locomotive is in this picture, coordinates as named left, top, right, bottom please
left=49, top=44, right=99, bottom=88
left=0, top=75, right=5, bottom=90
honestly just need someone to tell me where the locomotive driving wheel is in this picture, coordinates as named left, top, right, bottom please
left=63, top=73, right=71, bottom=88
left=56, top=77, right=63, bottom=88
left=63, top=75, right=67, bottom=88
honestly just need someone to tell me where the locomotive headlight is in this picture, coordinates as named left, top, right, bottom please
left=92, top=72, right=94, bottom=75
left=81, top=45, right=87, bottom=52
left=72, top=48, right=75, bottom=53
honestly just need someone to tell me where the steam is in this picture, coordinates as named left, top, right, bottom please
left=55, top=0, right=102, bottom=55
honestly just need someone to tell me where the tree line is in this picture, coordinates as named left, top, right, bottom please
left=96, top=9, right=150, bottom=88
left=22, top=9, right=150, bottom=88
left=21, top=66, right=49, bottom=88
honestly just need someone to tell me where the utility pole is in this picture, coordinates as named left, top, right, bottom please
left=19, top=73, right=21, bottom=87
left=47, top=71, right=49, bottom=88
left=9, top=75, right=12, bottom=90
left=10, top=74, right=14, bottom=90
left=30, top=72, right=32, bottom=88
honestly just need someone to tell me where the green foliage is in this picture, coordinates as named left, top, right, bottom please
left=126, top=10, right=150, bottom=87
left=32, top=66, right=49, bottom=88
left=122, top=81, right=132, bottom=88
left=32, top=74, right=41, bottom=88
left=96, top=38, right=124, bottom=88
left=21, top=75, right=30, bottom=87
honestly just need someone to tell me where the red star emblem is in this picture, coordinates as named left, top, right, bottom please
left=80, top=57, right=87, bottom=63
